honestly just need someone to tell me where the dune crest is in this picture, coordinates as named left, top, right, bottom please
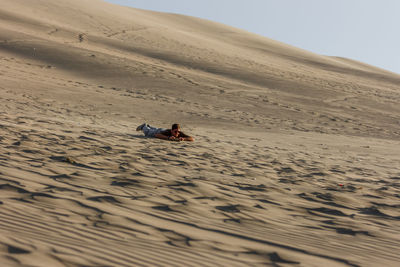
left=1, top=0, right=400, bottom=266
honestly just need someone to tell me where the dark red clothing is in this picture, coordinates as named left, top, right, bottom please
left=160, top=129, right=189, bottom=138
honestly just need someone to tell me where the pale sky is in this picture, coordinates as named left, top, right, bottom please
left=106, top=0, right=400, bottom=74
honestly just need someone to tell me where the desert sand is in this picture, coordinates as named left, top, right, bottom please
left=1, top=0, right=400, bottom=266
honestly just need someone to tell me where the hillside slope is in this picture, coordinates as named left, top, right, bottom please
left=1, top=1, right=400, bottom=266
left=1, top=0, right=399, bottom=137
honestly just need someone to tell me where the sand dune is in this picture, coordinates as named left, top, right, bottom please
left=1, top=0, right=400, bottom=266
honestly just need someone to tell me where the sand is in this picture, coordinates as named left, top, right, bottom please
left=1, top=0, right=400, bottom=266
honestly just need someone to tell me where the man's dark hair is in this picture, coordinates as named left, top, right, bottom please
left=172, top=123, right=180, bottom=130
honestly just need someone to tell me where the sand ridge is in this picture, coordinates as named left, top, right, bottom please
left=1, top=0, right=400, bottom=266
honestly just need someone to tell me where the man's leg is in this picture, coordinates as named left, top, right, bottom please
left=136, top=123, right=147, bottom=131
left=142, top=125, right=166, bottom=137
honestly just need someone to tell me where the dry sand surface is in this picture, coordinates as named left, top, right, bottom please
left=1, top=0, right=400, bottom=266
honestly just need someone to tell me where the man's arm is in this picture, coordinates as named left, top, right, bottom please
left=154, top=133, right=170, bottom=140
left=179, top=132, right=195, bottom=142
left=181, top=136, right=195, bottom=142
left=154, top=133, right=195, bottom=141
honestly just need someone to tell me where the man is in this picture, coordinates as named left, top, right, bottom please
left=136, top=123, right=194, bottom=141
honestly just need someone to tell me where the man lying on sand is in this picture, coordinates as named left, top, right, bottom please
left=136, top=123, right=195, bottom=141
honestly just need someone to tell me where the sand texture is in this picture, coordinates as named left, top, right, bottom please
left=1, top=0, right=400, bottom=266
